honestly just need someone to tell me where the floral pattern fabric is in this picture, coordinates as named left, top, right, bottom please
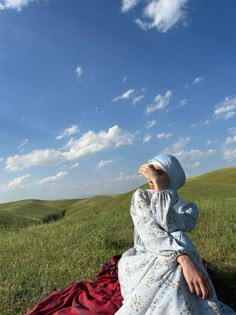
left=115, top=189, right=235, bottom=315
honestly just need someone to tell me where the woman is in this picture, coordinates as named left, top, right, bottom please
left=115, top=154, right=235, bottom=314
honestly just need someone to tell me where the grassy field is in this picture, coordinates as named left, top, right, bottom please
left=0, top=167, right=235, bottom=314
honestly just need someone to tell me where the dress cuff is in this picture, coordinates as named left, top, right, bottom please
left=176, top=250, right=188, bottom=260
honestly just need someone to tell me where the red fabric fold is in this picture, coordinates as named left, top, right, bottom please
left=24, top=255, right=123, bottom=315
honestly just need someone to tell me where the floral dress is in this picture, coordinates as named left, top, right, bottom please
left=115, top=188, right=235, bottom=315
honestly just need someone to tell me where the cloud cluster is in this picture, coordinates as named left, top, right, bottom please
left=143, top=134, right=152, bottom=143
left=121, top=0, right=140, bottom=12
left=113, top=89, right=144, bottom=105
left=122, top=0, right=189, bottom=33
left=75, top=66, right=83, bottom=78
left=96, top=159, right=117, bottom=169
left=18, top=139, right=28, bottom=149
left=0, top=0, right=36, bottom=11
left=113, top=89, right=134, bottom=102
left=146, top=120, right=156, bottom=128
left=38, top=171, right=68, bottom=184
left=146, top=90, right=172, bottom=114
left=157, top=132, right=173, bottom=139
left=223, top=127, right=236, bottom=162
left=192, top=76, right=205, bottom=85
left=5, top=126, right=135, bottom=171
left=162, top=137, right=216, bottom=168
left=214, top=96, right=236, bottom=120
left=0, top=174, right=30, bottom=192
left=56, top=125, right=80, bottom=140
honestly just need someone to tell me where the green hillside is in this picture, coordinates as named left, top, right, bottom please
left=180, top=166, right=236, bottom=202
left=0, top=167, right=235, bottom=314
left=0, top=199, right=77, bottom=228
left=187, top=166, right=236, bottom=184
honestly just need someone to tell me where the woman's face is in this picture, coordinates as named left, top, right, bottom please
left=148, top=165, right=170, bottom=191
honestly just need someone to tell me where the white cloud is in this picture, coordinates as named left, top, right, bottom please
left=223, top=148, right=236, bottom=162
left=134, top=0, right=188, bottom=33
left=64, top=125, right=135, bottom=160
left=161, top=137, right=217, bottom=163
left=178, top=99, right=188, bottom=107
left=157, top=132, right=173, bottom=139
left=96, top=159, right=118, bottom=169
left=131, top=94, right=144, bottom=105
left=113, top=89, right=134, bottom=102
left=224, top=136, right=236, bottom=145
left=8, top=174, right=30, bottom=188
left=18, top=139, right=28, bottom=149
left=143, top=134, right=152, bottom=143
left=113, top=89, right=144, bottom=105
left=202, top=120, right=211, bottom=125
left=123, top=76, right=128, bottom=83
left=222, top=127, right=236, bottom=162
left=174, top=149, right=216, bottom=161
left=56, top=125, right=80, bottom=140
left=38, top=171, right=68, bottom=185
left=214, top=96, right=236, bottom=120
left=206, top=139, right=217, bottom=145
left=0, top=174, right=30, bottom=192
left=5, top=149, right=66, bottom=172
left=192, top=76, right=205, bottom=85
left=61, top=162, right=79, bottom=170
left=146, top=90, right=172, bottom=114
left=228, top=127, right=236, bottom=134
left=69, top=162, right=79, bottom=169
left=146, top=120, right=156, bottom=128
left=121, top=0, right=140, bottom=12
left=75, top=66, right=83, bottom=78
left=5, top=126, right=135, bottom=171
left=162, top=137, right=190, bottom=154
left=0, top=0, right=36, bottom=11
left=95, top=107, right=104, bottom=115
left=113, top=173, right=141, bottom=182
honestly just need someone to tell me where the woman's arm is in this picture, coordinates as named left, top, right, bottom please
left=177, top=254, right=213, bottom=299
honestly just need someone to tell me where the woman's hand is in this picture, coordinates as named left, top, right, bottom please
left=177, top=255, right=213, bottom=299
left=138, top=163, right=160, bottom=181
left=138, top=163, right=169, bottom=192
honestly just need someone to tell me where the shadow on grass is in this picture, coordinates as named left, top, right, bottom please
left=213, top=270, right=236, bottom=310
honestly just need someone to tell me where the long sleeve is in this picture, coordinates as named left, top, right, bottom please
left=150, top=190, right=198, bottom=233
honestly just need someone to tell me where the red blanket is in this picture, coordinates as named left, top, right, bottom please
left=24, top=256, right=214, bottom=315
left=24, top=255, right=123, bottom=315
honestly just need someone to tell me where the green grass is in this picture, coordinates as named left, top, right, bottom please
left=0, top=167, right=235, bottom=314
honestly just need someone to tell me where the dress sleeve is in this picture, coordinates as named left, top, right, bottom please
left=150, top=190, right=198, bottom=233
left=130, top=189, right=167, bottom=253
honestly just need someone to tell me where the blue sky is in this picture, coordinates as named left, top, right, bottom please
left=0, top=0, right=235, bottom=203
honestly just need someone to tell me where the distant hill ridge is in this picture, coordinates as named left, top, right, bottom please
left=187, top=166, right=236, bottom=184
left=0, top=166, right=235, bottom=229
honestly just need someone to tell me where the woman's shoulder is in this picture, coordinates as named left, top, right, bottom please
left=175, top=194, right=198, bottom=210
left=134, top=188, right=152, bottom=197
left=133, top=188, right=152, bottom=202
